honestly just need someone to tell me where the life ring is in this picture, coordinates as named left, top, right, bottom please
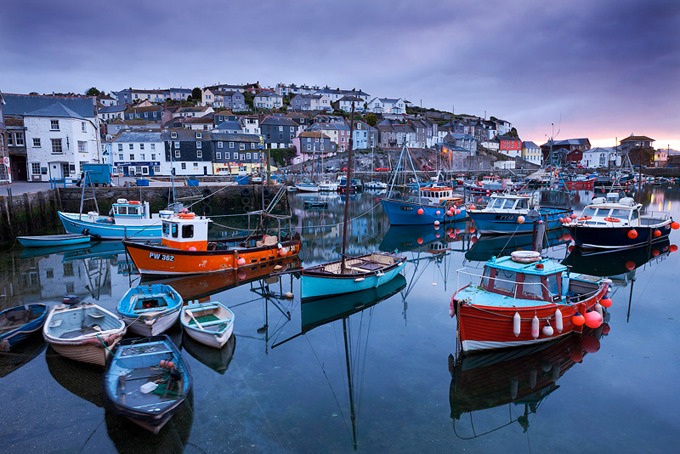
left=604, top=217, right=620, bottom=223
left=241, top=188, right=252, bottom=197
left=578, top=216, right=592, bottom=221
left=511, top=250, right=541, bottom=263
left=128, top=200, right=141, bottom=205
left=178, top=212, right=195, bottom=219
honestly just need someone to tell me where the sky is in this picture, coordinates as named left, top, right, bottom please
left=2, top=0, right=678, bottom=150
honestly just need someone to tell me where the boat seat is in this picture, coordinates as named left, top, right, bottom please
left=192, top=318, right=232, bottom=327
left=88, top=312, right=105, bottom=319
left=135, top=306, right=170, bottom=313
left=49, top=319, right=63, bottom=328
left=187, top=304, right=221, bottom=312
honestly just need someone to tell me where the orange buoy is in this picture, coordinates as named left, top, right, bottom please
left=625, top=261, right=635, bottom=271
left=584, top=311, right=603, bottom=329
left=470, top=236, right=478, bottom=244
left=652, top=248, right=660, bottom=257
left=570, top=213, right=578, bottom=219
left=627, top=229, right=638, bottom=240
left=517, top=215, right=526, bottom=224
left=572, top=312, right=585, bottom=326
left=671, top=221, right=680, bottom=230
left=653, top=229, right=662, bottom=238
left=417, top=208, right=424, bottom=215
left=670, top=244, right=678, bottom=253
left=417, top=237, right=424, bottom=245
left=600, top=297, right=613, bottom=308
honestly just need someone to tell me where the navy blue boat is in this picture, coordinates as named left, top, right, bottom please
left=0, top=304, right=49, bottom=352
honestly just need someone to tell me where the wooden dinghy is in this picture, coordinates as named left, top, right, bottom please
left=0, top=304, right=48, bottom=352
left=181, top=301, right=235, bottom=349
left=117, top=284, right=183, bottom=336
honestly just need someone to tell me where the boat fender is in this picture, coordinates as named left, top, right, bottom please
left=510, top=250, right=541, bottom=263
left=531, top=316, right=539, bottom=339
left=513, top=312, right=520, bottom=337
left=241, top=188, right=252, bottom=197
left=555, top=309, right=563, bottom=333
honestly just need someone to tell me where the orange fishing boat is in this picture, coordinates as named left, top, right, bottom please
left=123, top=210, right=301, bottom=276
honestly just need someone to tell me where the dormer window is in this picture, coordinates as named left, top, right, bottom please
left=171, top=131, right=178, bottom=139
left=195, top=132, right=202, bottom=139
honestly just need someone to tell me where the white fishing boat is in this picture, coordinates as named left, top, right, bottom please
left=181, top=301, right=235, bottom=349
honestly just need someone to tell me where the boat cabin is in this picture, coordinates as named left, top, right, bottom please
left=419, top=186, right=463, bottom=205
left=480, top=254, right=568, bottom=303
left=577, top=197, right=640, bottom=226
left=483, top=194, right=530, bottom=211
left=160, top=210, right=211, bottom=251
left=111, top=199, right=151, bottom=219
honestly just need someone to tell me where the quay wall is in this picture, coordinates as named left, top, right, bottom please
left=0, top=184, right=286, bottom=244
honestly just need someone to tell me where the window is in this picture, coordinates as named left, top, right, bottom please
left=129, top=154, right=134, bottom=160
left=141, top=154, right=145, bottom=160
left=307, top=144, right=311, bottom=151
left=171, top=131, right=178, bottom=138
left=81, top=122, right=86, bottom=133
left=216, top=152, right=222, bottom=160
left=129, top=143, right=134, bottom=150
left=78, top=141, right=87, bottom=153
left=246, top=152, right=251, bottom=160
left=229, top=142, right=234, bottom=148
left=239, top=143, right=245, bottom=151
left=151, top=153, right=156, bottom=160
left=175, top=150, right=180, bottom=158
left=150, top=143, right=155, bottom=150
left=31, top=162, right=40, bottom=174
left=14, top=132, right=24, bottom=146
left=195, top=132, right=202, bottom=139
left=51, top=138, right=63, bottom=153
left=279, top=126, right=283, bottom=131
left=197, top=150, right=202, bottom=159
left=51, top=120, right=59, bottom=130
left=174, top=141, right=180, bottom=149
left=251, top=143, right=255, bottom=149
left=140, top=143, right=144, bottom=150
left=196, top=141, right=202, bottom=149
left=46, top=268, right=54, bottom=279
left=7, top=134, right=12, bottom=146
left=182, top=224, right=194, bottom=238
left=225, top=152, right=230, bottom=159
left=181, top=162, right=186, bottom=169
left=33, top=138, right=41, bottom=147
left=153, top=165, right=160, bottom=173
left=218, top=141, right=224, bottom=148
left=63, top=262, right=74, bottom=277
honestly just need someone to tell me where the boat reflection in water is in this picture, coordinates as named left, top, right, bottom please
left=274, top=274, right=407, bottom=449
left=449, top=325, right=608, bottom=439
left=379, top=223, right=473, bottom=254
left=464, top=227, right=571, bottom=263
left=0, top=335, right=46, bottom=378
left=562, top=238, right=672, bottom=281
left=182, top=333, right=236, bottom=375
left=45, top=345, right=106, bottom=408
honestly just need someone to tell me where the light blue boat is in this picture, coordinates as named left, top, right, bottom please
left=117, top=284, right=183, bottom=336
left=17, top=233, right=91, bottom=248
left=468, top=190, right=572, bottom=235
left=301, top=252, right=406, bottom=301
left=58, top=199, right=172, bottom=240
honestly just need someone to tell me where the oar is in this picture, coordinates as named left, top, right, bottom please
left=185, top=309, right=204, bottom=330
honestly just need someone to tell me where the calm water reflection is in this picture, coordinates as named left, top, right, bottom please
left=0, top=186, right=679, bottom=452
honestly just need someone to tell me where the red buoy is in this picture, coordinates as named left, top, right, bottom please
left=417, top=208, right=424, bottom=215
left=600, top=297, right=613, bottom=308
left=671, top=221, right=679, bottom=230
left=653, top=229, right=662, bottom=238
left=584, top=311, right=603, bottom=329
left=627, top=229, right=638, bottom=240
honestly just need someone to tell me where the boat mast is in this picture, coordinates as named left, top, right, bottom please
left=341, top=104, right=356, bottom=270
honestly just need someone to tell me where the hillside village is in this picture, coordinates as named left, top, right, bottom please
left=0, top=82, right=675, bottom=184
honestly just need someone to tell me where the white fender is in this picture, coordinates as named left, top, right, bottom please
left=513, top=312, right=521, bottom=337
left=555, top=309, right=563, bottom=333
left=531, top=315, right=539, bottom=339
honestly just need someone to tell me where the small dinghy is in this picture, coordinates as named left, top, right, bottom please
left=43, top=301, right=127, bottom=366
left=181, top=301, right=235, bottom=349
left=17, top=233, right=91, bottom=248
left=117, top=284, right=182, bottom=336
left=104, top=335, right=192, bottom=434
left=0, top=304, right=48, bottom=352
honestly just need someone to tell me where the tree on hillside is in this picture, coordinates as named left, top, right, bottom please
left=85, top=87, right=101, bottom=97
left=365, top=113, right=378, bottom=127
left=191, top=87, right=202, bottom=100
left=509, top=127, right=519, bottom=138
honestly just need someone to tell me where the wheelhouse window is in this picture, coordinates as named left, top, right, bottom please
left=520, top=274, right=544, bottom=300
left=182, top=224, right=194, bottom=238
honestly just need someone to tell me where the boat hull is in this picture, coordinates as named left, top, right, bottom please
left=58, top=211, right=162, bottom=240
left=380, top=198, right=467, bottom=226
left=0, top=304, right=48, bottom=352
left=117, top=284, right=183, bottom=336
left=565, top=178, right=596, bottom=190
left=43, top=303, right=127, bottom=366
left=17, top=234, right=91, bottom=248
left=566, top=220, right=672, bottom=249
left=123, top=238, right=301, bottom=276
left=301, top=253, right=406, bottom=300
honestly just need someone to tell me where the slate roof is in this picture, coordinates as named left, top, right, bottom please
left=214, top=120, right=242, bottom=131
left=261, top=115, right=298, bottom=126
left=162, top=129, right=213, bottom=141
left=2, top=93, right=96, bottom=118
left=111, top=130, right=163, bottom=142
left=98, top=105, right=126, bottom=113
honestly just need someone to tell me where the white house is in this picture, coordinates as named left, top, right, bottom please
left=367, top=97, right=406, bottom=115
left=581, top=147, right=618, bottom=169
left=253, top=91, right=283, bottom=110
left=109, top=130, right=168, bottom=176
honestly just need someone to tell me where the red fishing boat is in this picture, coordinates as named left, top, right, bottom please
left=564, top=176, right=596, bottom=190
left=449, top=251, right=611, bottom=353
left=123, top=210, right=301, bottom=276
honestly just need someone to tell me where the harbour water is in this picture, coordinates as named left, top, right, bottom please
left=0, top=186, right=679, bottom=453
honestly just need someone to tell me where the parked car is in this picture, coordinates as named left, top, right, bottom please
left=325, top=166, right=339, bottom=172
left=375, top=167, right=391, bottom=172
